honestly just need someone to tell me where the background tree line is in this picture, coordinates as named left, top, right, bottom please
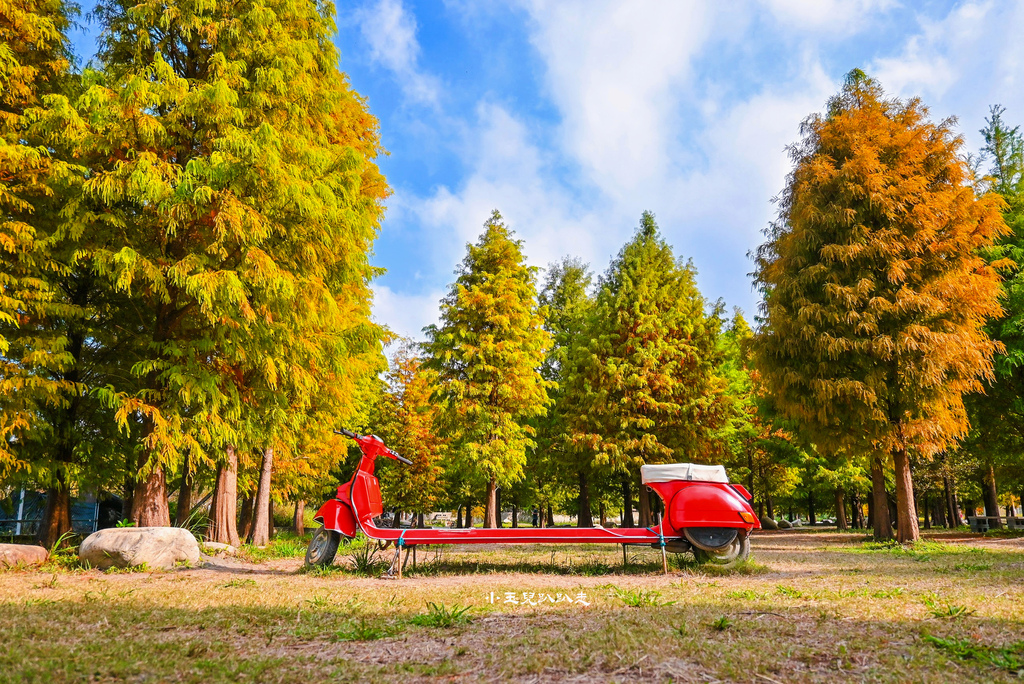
left=3, top=0, right=1022, bottom=551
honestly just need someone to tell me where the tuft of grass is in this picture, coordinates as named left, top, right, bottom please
left=924, top=599, right=975, bottom=619
left=924, top=634, right=1024, bottom=675
left=102, top=562, right=150, bottom=574
left=349, top=544, right=391, bottom=576
left=219, top=578, right=257, bottom=588
left=334, top=617, right=392, bottom=642
left=727, top=589, right=768, bottom=600
left=710, top=615, right=733, bottom=631
left=236, top=534, right=308, bottom=563
left=612, top=587, right=675, bottom=607
left=410, top=602, right=472, bottom=628
left=775, top=585, right=804, bottom=598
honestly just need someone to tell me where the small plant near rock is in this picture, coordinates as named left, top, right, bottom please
left=115, top=520, right=136, bottom=528
left=410, top=602, right=472, bottom=628
left=613, top=587, right=676, bottom=608
left=710, top=615, right=733, bottom=631
left=103, top=562, right=150, bottom=574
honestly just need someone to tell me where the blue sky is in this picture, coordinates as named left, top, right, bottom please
left=72, top=1, right=1024, bottom=341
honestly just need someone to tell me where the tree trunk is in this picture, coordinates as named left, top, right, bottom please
left=483, top=477, right=498, bottom=528
left=238, top=494, right=255, bottom=541
left=208, top=446, right=241, bottom=546
left=807, top=488, right=815, bottom=525
left=495, top=487, right=502, bottom=528
left=620, top=476, right=634, bottom=528
left=871, top=455, right=893, bottom=541
left=293, top=500, right=305, bottom=536
left=546, top=503, right=554, bottom=527
left=765, top=489, right=775, bottom=521
left=944, top=475, right=962, bottom=527
left=122, top=474, right=134, bottom=523
left=983, top=463, right=1003, bottom=528
left=36, top=470, right=72, bottom=549
left=131, top=461, right=170, bottom=527
left=577, top=470, right=593, bottom=527
left=131, top=416, right=171, bottom=527
left=511, top=502, right=519, bottom=528
left=538, top=505, right=546, bottom=529
left=599, top=501, right=607, bottom=527
left=249, top=447, right=274, bottom=546
left=892, top=445, right=919, bottom=543
left=834, top=488, right=848, bottom=530
left=464, top=503, right=472, bottom=528
left=417, top=512, right=424, bottom=528
left=637, top=473, right=651, bottom=528
left=174, top=455, right=195, bottom=527
left=456, top=505, right=463, bottom=528
left=923, top=492, right=931, bottom=529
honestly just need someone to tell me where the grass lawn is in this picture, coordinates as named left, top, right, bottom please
left=1, top=529, right=1022, bottom=682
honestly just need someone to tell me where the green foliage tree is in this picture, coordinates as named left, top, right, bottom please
left=565, top=211, right=729, bottom=527
left=425, top=211, right=551, bottom=528
left=77, top=0, right=388, bottom=527
left=752, top=70, right=1006, bottom=543
left=534, top=257, right=596, bottom=527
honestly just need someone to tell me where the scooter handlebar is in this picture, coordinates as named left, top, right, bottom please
left=392, top=451, right=413, bottom=466
left=334, top=428, right=358, bottom=438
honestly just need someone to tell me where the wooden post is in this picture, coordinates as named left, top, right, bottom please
left=622, top=544, right=628, bottom=568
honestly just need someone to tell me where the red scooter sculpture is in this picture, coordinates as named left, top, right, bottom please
left=306, top=429, right=760, bottom=574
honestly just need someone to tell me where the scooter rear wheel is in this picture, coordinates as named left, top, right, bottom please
left=305, top=526, right=341, bottom=568
left=693, top=533, right=749, bottom=568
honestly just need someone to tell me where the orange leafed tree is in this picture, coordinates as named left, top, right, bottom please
left=752, top=70, right=1007, bottom=543
left=374, top=345, right=446, bottom=520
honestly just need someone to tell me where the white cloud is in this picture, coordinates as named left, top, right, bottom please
left=761, top=0, right=896, bottom=33
left=353, top=0, right=441, bottom=106
left=372, top=285, right=445, bottom=342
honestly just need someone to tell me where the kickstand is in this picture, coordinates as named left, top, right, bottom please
left=384, top=544, right=403, bottom=579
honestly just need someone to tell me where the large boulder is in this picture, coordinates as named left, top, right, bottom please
left=759, top=515, right=779, bottom=530
left=200, top=541, right=238, bottom=557
left=0, top=543, right=48, bottom=568
left=777, top=519, right=793, bottom=529
left=79, top=527, right=201, bottom=570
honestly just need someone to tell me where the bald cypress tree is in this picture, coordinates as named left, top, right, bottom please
left=81, top=0, right=388, bottom=525
left=566, top=212, right=729, bottom=525
left=426, top=211, right=551, bottom=529
left=752, top=70, right=1006, bottom=543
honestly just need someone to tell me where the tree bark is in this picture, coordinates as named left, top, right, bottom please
left=249, top=447, right=274, bottom=546
left=36, top=470, right=72, bottom=549
left=455, top=505, right=463, bottom=528
left=208, top=446, right=240, bottom=546
left=131, top=417, right=171, bottom=527
left=577, top=470, right=593, bottom=527
left=923, top=491, right=931, bottom=530
left=417, top=512, right=424, bottom=528
left=871, top=455, right=893, bottom=541
left=511, top=503, right=518, bottom=528
left=983, top=463, right=1003, bottom=528
left=174, top=455, right=195, bottom=527
left=293, top=500, right=305, bottom=536
left=834, top=488, right=848, bottom=530
left=807, top=488, right=815, bottom=525
left=546, top=503, right=554, bottom=527
left=495, top=487, right=502, bottom=528
left=892, top=445, right=920, bottom=543
left=482, top=477, right=497, bottom=528
left=944, top=475, right=963, bottom=527
left=599, top=501, right=607, bottom=527
left=637, top=474, right=651, bottom=528
left=765, top=489, right=775, bottom=521
left=238, top=494, right=255, bottom=541
left=464, top=502, right=473, bottom=528
left=620, top=476, right=634, bottom=528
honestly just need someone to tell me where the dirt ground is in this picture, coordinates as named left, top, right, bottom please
left=1, top=529, right=1022, bottom=683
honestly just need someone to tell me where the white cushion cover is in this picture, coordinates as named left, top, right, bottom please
left=640, top=463, right=729, bottom=484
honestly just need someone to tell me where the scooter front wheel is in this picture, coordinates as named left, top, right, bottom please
left=693, top=534, right=749, bottom=568
left=305, top=526, right=341, bottom=568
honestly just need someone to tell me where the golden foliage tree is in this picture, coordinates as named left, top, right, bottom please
left=753, top=70, right=1007, bottom=543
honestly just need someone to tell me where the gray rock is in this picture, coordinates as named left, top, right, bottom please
left=200, top=541, right=238, bottom=557
left=759, top=515, right=779, bottom=530
left=777, top=519, right=793, bottom=529
left=0, top=543, right=48, bottom=568
left=79, top=527, right=200, bottom=570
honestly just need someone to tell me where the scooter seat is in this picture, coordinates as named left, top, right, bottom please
left=640, top=463, right=729, bottom=484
